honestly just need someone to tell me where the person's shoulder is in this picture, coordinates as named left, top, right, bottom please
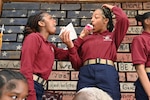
left=133, top=33, right=146, bottom=43
left=27, top=32, right=39, bottom=37
left=24, top=32, right=43, bottom=43
left=26, top=32, right=41, bottom=39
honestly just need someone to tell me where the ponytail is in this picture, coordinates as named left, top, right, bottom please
left=22, top=11, right=47, bottom=42
left=102, top=7, right=114, bottom=32
left=135, top=12, right=150, bottom=29
left=22, top=15, right=36, bottom=42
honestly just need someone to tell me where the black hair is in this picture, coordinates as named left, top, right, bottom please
left=0, top=69, right=27, bottom=97
left=22, top=11, right=48, bottom=42
left=135, top=12, right=150, bottom=29
left=102, top=7, right=114, bottom=32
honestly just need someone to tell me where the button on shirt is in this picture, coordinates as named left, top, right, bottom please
left=132, top=31, right=150, bottom=67
left=69, top=7, right=129, bottom=70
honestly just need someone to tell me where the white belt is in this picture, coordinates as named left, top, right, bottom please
left=84, top=58, right=114, bottom=66
left=33, top=74, right=47, bottom=86
left=145, top=68, right=150, bottom=73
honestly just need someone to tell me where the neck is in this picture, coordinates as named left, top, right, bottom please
left=144, top=28, right=150, bottom=33
left=99, top=29, right=107, bottom=33
left=40, top=30, right=49, bottom=40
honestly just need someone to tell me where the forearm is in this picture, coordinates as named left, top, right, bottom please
left=136, top=64, right=150, bottom=96
left=68, top=47, right=82, bottom=70
left=113, top=6, right=129, bottom=48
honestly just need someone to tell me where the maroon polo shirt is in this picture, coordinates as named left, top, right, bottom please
left=69, top=6, right=129, bottom=70
left=20, top=32, right=72, bottom=100
left=132, top=31, right=150, bottom=67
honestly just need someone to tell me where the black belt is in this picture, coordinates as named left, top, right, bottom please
left=33, top=74, right=47, bottom=86
left=84, top=58, right=114, bottom=66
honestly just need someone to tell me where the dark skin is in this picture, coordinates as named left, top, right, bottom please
left=0, top=80, right=28, bottom=100
left=37, top=12, right=73, bottom=49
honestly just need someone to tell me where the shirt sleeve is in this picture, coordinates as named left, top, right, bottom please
left=51, top=43, right=69, bottom=60
left=20, top=34, right=40, bottom=100
left=67, top=37, right=84, bottom=70
left=131, top=37, right=148, bottom=65
left=73, top=37, right=84, bottom=49
left=68, top=47, right=83, bottom=70
left=112, top=6, right=129, bottom=49
left=51, top=42, right=82, bottom=70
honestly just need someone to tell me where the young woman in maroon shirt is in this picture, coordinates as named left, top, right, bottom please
left=131, top=12, right=150, bottom=100
left=61, top=4, right=129, bottom=100
left=20, top=12, right=74, bottom=100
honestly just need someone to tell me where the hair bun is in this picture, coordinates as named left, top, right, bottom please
left=23, top=26, right=33, bottom=35
left=135, top=15, right=143, bottom=22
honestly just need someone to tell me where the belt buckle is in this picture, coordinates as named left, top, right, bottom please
left=96, top=58, right=100, bottom=64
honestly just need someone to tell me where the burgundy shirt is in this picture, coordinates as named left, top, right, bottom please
left=20, top=33, right=74, bottom=100
left=69, top=6, right=129, bottom=70
left=132, top=31, right=150, bottom=67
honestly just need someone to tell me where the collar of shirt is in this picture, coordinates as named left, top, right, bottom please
left=93, top=30, right=109, bottom=35
left=142, top=31, right=150, bottom=36
left=35, top=32, right=49, bottom=43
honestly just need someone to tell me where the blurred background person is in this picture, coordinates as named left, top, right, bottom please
left=131, top=12, right=150, bottom=100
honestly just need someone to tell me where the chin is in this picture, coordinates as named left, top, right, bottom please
left=92, top=28, right=97, bottom=32
left=49, top=31, right=55, bottom=35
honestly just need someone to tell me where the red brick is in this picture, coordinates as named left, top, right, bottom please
left=121, top=93, right=135, bottom=100
left=71, top=71, right=79, bottom=80
left=55, top=91, right=75, bottom=100
left=128, top=18, right=137, bottom=26
left=127, top=72, right=138, bottom=81
left=143, top=2, right=150, bottom=9
left=109, top=3, right=121, bottom=7
left=116, top=53, right=132, bottom=62
left=119, top=72, right=126, bottom=82
left=63, top=95, right=74, bottom=100
left=48, top=71, right=70, bottom=80
left=122, top=35, right=138, bottom=43
left=122, top=3, right=143, bottom=10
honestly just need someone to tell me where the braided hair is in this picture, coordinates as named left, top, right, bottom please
left=22, top=12, right=47, bottom=42
left=101, top=7, right=114, bottom=32
left=135, top=12, right=150, bottom=29
left=0, top=69, right=27, bottom=97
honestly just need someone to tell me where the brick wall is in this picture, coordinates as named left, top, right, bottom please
left=0, top=1, right=150, bottom=100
